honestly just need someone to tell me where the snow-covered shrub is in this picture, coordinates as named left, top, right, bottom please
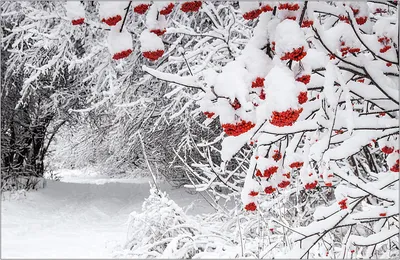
left=117, top=187, right=285, bottom=258
left=120, top=186, right=198, bottom=258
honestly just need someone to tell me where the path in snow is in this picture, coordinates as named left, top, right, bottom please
left=1, top=171, right=214, bottom=258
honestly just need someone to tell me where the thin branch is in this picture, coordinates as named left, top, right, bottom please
left=119, top=1, right=132, bottom=33
left=137, top=130, right=159, bottom=192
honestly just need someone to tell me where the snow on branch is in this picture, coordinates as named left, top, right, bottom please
left=142, top=65, right=204, bottom=92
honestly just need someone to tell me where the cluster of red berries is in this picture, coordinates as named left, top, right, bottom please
left=248, top=191, right=259, bottom=196
left=340, top=42, right=360, bottom=56
left=368, top=139, right=377, bottom=148
left=289, top=161, right=304, bottom=169
left=338, top=7, right=367, bottom=25
left=270, top=108, right=303, bottom=127
left=113, top=49, right=133, bottom=60
left=243, top=9, right=262, bottom=20
left=134, top=4, right=150, bottom=14
left=256, top=166, right=278, bottom=178
left=379, top=212, right=387, bottom=217
left=338, top=15, right=350, bottom=23
left=380, top=45, right=391, bottom=53
left=355, top=16, right=368, bottom=25
left=381, top=146, right=394, bottom=154
left=350, top=7, right=359, bottom=15
left=301, top=20, right=314, bottom=28
left=222, top=120, right=255, bottom=136
left=252, top=77, right=265, bottom=88
left=283, top=172, right=290, bottom=179
left=377, top=112, right=386, bottom=117
left=278, top=180, right=290, bottom=188
left=278, top=3, right=300, bottom=11
left=334, top=129, right=344, bottom=134
left=264, top=186, right=276, bottom=194
left=280, top=46, right=307, bottom=61
left=378, top=36, right=390, bottom=44
left=272, top=150, right=282, bottom=161
left=329, top=54, right=336, bottom=60
left=245, top=202, right=257, bottom=211
left=286, top=16, right=297, bottom=21
left=386, top=62, right=392, bottom=67
left=298, top=92, right=308, bottom=104
left=341, top=46, right=361, bottom=55
left=203, top=111, right=215, bottom=118
left=338, top=198, right=348, bottom=209
left=259, top=89, right=266, bottom=100
left=296, top=75, right=311, bottom=85
left=357, top=78, right=365, bottom=83
left=72, top=18, right=85, bottom=25
left=159, top=3, right=175, bottom=15
left=271, top=41, right=276, bottom=51
left=102, top=15, right=122, bottom=26
left=142, top=50, right=164, bottom=61
left=181, top=1, right=202, bottom=13
left=261, top=4, right=273, bottom=12
left=150, top=29, right=167, bottom=36
left=304, top=180, right=318, bottom=190
left=230, top=98, right=241, bottom=110
left=390, top=159, right=399, bottom=172
left=373, top=8, right=387, bottom=15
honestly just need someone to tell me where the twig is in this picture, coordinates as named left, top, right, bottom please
left=137, top=130, right=159, bottom=192
left=120, top=1, right=132, bottom=33
left=298, top=1, right=308, bottom=27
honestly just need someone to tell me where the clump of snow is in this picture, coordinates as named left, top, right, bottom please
left=139, top=30, right=164, bottom=52
left=107, top=27, right=133, bottom=58
left=99, top=2, right=127, bottom=25
left=240, top=178, right=260, bottom=205
left=221, top=130, right=254, bottom=161
left=264, top=63, right=302, bottom=112
left=266, top=17, right=282, bottom=43
left=240, top=44, right=272, bottom=81
left=212, top=60, right=257, bottom=124
left=145, top=4, right=167, bottom=31
left=239, top=1, right=261, bottom=16
left=249, top=12, right=273, bottom=48
left=301, top=49, right=328, bottom=69
left=214, top=60, right=250, bottom=103
left=65, top=1, right=85, bottom=21
left=274, top=19, right=307, bottom=55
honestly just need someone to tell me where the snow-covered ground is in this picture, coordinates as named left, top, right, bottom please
left=1, top=169, right=214, bottom=258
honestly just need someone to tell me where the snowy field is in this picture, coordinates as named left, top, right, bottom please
left=1, top=169, right=214, bottom=258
